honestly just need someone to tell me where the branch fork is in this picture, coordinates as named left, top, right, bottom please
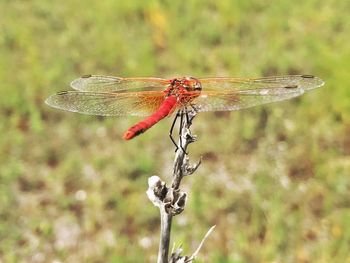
left=147, top=176, right=187, bottom=216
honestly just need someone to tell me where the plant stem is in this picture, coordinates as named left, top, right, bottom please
left=158, top=206, right=172, bottom=263
left=148, top=110, right=200, bottom=263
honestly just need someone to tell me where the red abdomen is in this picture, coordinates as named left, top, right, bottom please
left=123, top=96, right=177, bottom=140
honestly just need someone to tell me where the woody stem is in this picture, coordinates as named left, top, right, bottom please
left=156, top=109, right=199, bottom=263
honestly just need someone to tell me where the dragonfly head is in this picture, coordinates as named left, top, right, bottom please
left=181, top=77, right=202, bottom=92
left=168, top=77, right=202, bottom=98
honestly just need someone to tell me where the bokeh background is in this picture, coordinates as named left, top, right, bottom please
left=1, top=0, right=350, bottom=262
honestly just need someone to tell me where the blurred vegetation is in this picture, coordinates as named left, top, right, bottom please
left=1, top=0, right=350, bottom=262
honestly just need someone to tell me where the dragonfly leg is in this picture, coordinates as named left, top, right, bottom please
left=169, top=111, right=180, bottom=152
left=188, top=103, right=198, bottom=123
left=189, top=103, right=198, bottom=112
left=183, top=106, right=190, bottom=125
left=178, top=111, right=188, bottom=154
left=169, top=110, right=188, bottom=154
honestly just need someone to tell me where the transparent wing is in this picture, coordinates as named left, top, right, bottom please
left=45, top=91, right=166, bottom=116
left=192, top=86, right=307, bottom=112
left=199, top=75, right=324, bottom=92
left=70, top=75, right=169, bottom=92
left=191, top=75, right=324, bottom=112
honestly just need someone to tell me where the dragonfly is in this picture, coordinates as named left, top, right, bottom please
left=46, top=74, right=324, bottom=143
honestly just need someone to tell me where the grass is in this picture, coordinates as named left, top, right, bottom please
left=1, top=0, right=350, bottom=262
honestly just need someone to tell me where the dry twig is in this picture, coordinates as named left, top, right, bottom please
left=147, top=109, right=214, bottom=263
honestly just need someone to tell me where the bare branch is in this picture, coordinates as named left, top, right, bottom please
left=172, top=110, right=199, bottom=189
left=186, top=225, right=216, bottom=262
left=147, top=109, right=204, bottom=263
left=168, top=225, right=216, bottom=263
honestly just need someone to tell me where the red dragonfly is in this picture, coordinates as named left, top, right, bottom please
left=46, top=75, right=324, bottom=140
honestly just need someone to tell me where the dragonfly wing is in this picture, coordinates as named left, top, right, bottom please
left=45, top=91, right=165, bottom=116
left=193, top=75, right=324, bottom=112
left=70, top=75, right=169, bottom=92
left=192, top=88, right=306, bottom=112
left=199, top=75, right=324, bottom=92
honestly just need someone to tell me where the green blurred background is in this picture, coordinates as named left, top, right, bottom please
left=1, top=0, right=350, bottom=262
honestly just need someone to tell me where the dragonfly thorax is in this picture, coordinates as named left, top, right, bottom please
left=167, top=76, right=202, bottom=95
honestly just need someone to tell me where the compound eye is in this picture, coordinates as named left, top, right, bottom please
left=194, top=83, right=202, bottom=91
